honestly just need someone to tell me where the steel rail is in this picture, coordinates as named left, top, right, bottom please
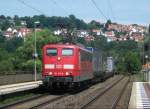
left=0, top=93, right=48, bottom=109
left=110, top=77, right=130, bottom=109
left=29, top=86, right=91, bottom=109
left=29, top=94, right=69, bottom=109
left=80, top=76, right=124, bottom=109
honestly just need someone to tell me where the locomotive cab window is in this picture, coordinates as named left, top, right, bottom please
left=62, top=48, right=73, bottom=56
left=46, top=48, right=57, bottom=56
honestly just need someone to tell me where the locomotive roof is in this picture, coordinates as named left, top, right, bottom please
left=43, top=44, right=92, bottom=53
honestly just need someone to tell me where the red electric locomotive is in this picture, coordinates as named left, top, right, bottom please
left=42, top=44, right=93, bottom=88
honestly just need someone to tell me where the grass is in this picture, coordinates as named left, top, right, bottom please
left=132, top=73, right=145, bottom=82
left=0, top=89, right=42, bottom=106
left=0, top=93, right=34, bottom=105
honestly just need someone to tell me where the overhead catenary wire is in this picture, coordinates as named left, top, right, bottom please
left=107, top=0, right=116, bottom=22
left=50, top=0, right=69, bottom=15
left=90, top=0, right=108, bottom=21
left=17, top=0, right=46, bottom=15
left=106, top=0, right=111, bottom=21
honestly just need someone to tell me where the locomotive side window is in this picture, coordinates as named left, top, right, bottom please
left=46, top=48, right=57, bottom=56
left=62, top=48, right=73, bottom=56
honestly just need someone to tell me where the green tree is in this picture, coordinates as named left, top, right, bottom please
left=0, top=48, right=9, bottom=61
left=104, top=19, right=112, bottom=31
left=5, top=37, right=23, bottom=53
left=124, top=52, right=141, bottom=74
left=14, top=15, right=21, bottom=26
left=149, top=24, right=150, bottom=33
left=88, top=20, right=103, bottom=29
left=0, top=33, right=6, bottom=48
left=1, top=19, right=11, bottom=30
left=15, top=29, right=61, bottom=73
left=88, top=37, right=108, bottom=52
left=76, top=37, right=86, bottom=45
left=0, top=60, right=14, bottom=72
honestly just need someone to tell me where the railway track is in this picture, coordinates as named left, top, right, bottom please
left=0, top=92, right=69, bottom=109
left=110, top=77, right=130, bottom=109
left=32, top=75, right=124, bottom=109
left=2, top=88, right=91, bottom=109
left=80, top=77, right=130, bottom=109
left=0, top=93, right=47, bottom=109
left=28, top=88, right=89, bottom=109
left=1, top=75, right=126, bottom=109
left=0, top=86, right=87, bottom=109
left=29, top=94, right=69, bottom=109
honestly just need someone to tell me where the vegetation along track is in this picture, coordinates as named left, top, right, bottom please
left=81, top=76, right=130, bottom=109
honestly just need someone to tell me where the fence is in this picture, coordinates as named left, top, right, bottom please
left=0, top=73, right=42, bottom=85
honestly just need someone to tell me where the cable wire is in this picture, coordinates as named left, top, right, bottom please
left=90, top=0, right=108, bottom=20
left=17, top=0, right=46, bottom=15
left=50, top=0, right=69, bottom=15
left=107, top=0, right=116, bottom=22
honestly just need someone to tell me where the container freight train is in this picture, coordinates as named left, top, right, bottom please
left=42, top=44, right=114, bottom=89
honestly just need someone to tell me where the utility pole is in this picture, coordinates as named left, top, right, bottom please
left=34, top=21, right=40, bottom=81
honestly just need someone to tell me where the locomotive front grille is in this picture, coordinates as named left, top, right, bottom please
left=44, top=76, right=73, bottom=83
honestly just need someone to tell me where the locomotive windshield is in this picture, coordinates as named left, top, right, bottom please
left=62, top=48, right=73, bottom=56
left=46, top=48, right=57, bottom=56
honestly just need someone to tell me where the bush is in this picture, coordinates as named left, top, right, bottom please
left=0, top=60, right=14, bottom=72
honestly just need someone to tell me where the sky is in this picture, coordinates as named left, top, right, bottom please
left=0, top=0, right=150, bottom=25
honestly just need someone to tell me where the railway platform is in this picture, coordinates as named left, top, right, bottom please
left=128, top=82, right=150, bottom=109
left=0, top=81, right=42, bottom=95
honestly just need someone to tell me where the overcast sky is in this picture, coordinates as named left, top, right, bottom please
left=0, top=0, right=150, bottom=25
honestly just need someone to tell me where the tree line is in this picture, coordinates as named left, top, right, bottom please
left=0, top=15, right=104, bottom=31
left=0, top=30, right=143, bottom=74
left=0, top=14, right=147, bottom=74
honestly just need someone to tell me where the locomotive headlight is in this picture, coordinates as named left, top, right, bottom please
left=48, top=72, right=53, bottom=75
left=65, top=72, right=69, bottom=76
left=57, top=57, right=61, bottom=61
